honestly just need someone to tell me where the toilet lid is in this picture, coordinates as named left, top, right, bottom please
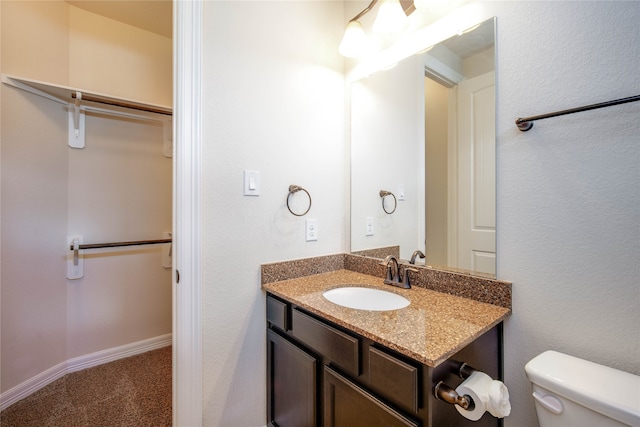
left=525, top=351, right=640, bottom=426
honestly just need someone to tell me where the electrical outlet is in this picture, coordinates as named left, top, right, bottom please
left=306, top=219, right=318, bottom=241
left=365, top=217, right=374, bottom=236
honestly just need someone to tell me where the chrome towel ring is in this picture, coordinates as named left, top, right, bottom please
left=287, top=185, right=312, bottom=216
left=379, top=190, right=397, bottom=214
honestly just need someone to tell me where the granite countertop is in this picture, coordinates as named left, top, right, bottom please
left=262, top=269, right=511, bottom=367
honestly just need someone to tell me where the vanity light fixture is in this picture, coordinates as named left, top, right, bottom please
left=339, top=0, right=413, bottom=58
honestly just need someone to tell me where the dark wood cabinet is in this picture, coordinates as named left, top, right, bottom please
left=266, top=293, right=503, bottom=427
left=267, top=328, right=318, bottom=427
left=324, top=366, right=419, bottom=427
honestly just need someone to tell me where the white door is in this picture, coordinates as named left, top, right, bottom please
left=456, top=72, right=495, bottom=275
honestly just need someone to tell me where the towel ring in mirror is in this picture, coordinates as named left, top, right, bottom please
left=379, top=190, right=397, bottom=214
left=287, top=185, right=312, bottom=216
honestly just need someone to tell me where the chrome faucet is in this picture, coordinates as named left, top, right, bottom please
left=410, top=250, right=425, bottom=265
left=380, top=255, right=418, bottom=289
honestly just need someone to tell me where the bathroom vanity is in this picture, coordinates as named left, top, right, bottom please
left=263, top=266, right=511, bottom=427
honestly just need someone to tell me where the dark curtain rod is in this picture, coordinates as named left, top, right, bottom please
left=70, top=238, right=172, bottom=251
left=515, top=94, right=640, bottom=131
left=71, top=92, right=173, bottom=116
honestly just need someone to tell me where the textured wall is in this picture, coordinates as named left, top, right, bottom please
left=200, top=1, right=346, bottom=425
left=494, top=2, right=640, bottom=426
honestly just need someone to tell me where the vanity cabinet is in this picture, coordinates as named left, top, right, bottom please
left=266, top=293, right=504, bottom=427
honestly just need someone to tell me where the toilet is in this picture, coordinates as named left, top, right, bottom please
left=525, top=350, right=640, bottom=427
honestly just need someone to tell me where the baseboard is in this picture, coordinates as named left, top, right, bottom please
left=0, top=333, right=172, bottom=411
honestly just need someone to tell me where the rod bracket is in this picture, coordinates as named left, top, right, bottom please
left=515, top=118, right=533, bottom=131
left=67, top=235, right=84, bottom=280
left=68, top=91, right=86, bottom=148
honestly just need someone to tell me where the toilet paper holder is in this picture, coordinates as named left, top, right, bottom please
left=435, top=382, right=476, bottom=410
left=434, top=362, right=478, bottom=410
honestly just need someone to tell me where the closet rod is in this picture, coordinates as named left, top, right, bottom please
left=515, top=94, right=640, bottom=131
left=71, top=92, right=172, bottom=116
left=70, top=238, right=172, bottom=251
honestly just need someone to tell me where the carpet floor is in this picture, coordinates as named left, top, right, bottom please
left=0, top=346, right=172, bottom=427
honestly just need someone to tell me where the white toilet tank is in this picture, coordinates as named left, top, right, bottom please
left=525, top=350, right=640, bottom=427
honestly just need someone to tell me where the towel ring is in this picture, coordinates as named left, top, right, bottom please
left=379, top=190, right=397, bottom=214
left=287, top=185, right=312, bottom=216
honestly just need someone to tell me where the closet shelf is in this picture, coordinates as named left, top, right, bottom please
left=2, top=74, right=171, bottom=114
left=1, top=74, right=173, bottom=156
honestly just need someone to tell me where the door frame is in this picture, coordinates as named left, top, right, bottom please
left=173, top=1, right=203, bottom=425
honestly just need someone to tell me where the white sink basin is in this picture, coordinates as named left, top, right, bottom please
left=323, top=287, right=410, bottom=311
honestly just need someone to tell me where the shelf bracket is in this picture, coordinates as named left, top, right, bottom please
left=67, top=235, right=84, bottom=280
left=68, top=91, right=86, bottom=149
left=163, top=118, right=173, bottom=158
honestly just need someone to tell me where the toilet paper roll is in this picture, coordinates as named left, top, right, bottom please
left=455, top=371, right=492, bottom=421
left=454, top=371, right=511, bottom=421
left=487, top=379, right=511, bottom=418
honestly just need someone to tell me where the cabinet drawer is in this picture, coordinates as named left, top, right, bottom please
left=291, top=308, right=360, bottom=375
left=267, top=295, right=288, bottom=331
left=368, top=346, right=419, bottom=413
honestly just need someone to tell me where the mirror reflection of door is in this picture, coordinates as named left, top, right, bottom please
left=455, top=72, right=496, bottom=275
left=424, top=22, right=496, bottom=276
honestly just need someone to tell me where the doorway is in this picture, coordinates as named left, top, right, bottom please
left=0, top=0, right=179, bottom=421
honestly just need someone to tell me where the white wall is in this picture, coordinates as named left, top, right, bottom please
left=65, top=115, right=172, bottom=359
left=68, top=6, right=172, bottom=107
left=200, top=1, right=345, bottom=425
left=351, top=55, right=424, bottom=260
left=494, top=2, right=640, bottom=425
left=1, top=0, right=71, bottom=394
left=0, top=80, right=70, bottom=394
left=0, top=1, right=172, bottom=394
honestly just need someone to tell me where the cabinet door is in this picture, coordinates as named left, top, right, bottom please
left=267, top=329, right=317, bottom=427
left=323, top=366, right=418, bottom=427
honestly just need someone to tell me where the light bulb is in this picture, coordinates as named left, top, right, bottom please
left=339, top=21, right=370, bottom=58
left=373, top=0, right=408, bottom=34
left=415, top=0, right=449, bottom=11
left=413, top=0, right=430, bottom=11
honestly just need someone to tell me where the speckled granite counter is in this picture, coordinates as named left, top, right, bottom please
left=262, top=268, right=510, bottom=367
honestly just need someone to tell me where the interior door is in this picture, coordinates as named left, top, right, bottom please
left=456, top=72, right=496, bottom=275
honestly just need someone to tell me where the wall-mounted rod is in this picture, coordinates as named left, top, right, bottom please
left=70, top=238, right=172, bottom=251
left=434, top=381, right=475, bottom=410
left=516, top=94, right=640, bottom=131
left=71, top=92, right=172, bottom=116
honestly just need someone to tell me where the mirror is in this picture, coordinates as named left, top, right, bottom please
left=350, top=17, right=496, bottom=277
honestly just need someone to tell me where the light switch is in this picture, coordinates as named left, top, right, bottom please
left=244, top=170, right=260, bottom=196
left=397, top=184, right=405, bottom=201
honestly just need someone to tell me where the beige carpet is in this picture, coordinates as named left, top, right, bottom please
left=0, top=346, right=171, bottom=427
